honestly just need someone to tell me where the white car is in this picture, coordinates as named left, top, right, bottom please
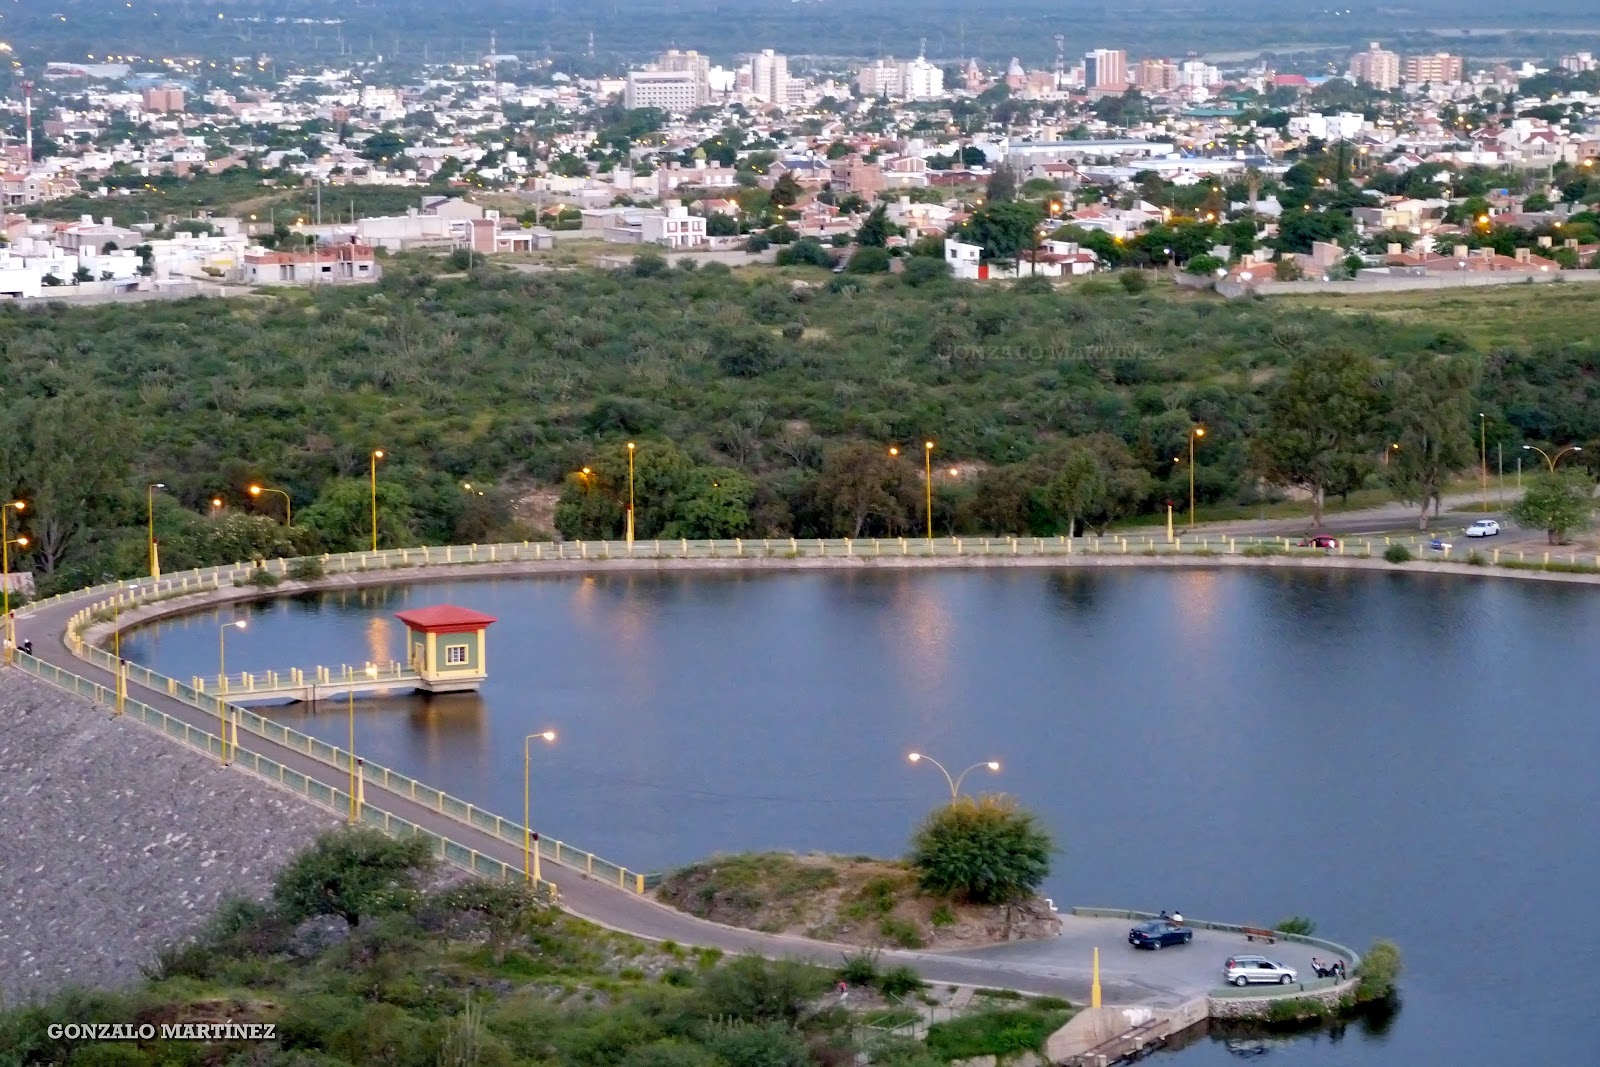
left=1225, top=954, right=1299, bottom=986
left=1465, top=520, right=1501, bottom=538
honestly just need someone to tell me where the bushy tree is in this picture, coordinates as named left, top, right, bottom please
left=775, top=238, right=832, bottom=268
left=846, top=246, right=892, bottom=274
left=1356, top=939, right=1404, bottom=1000
left=300, top=479, right=416, bottom=552
left=909, top=795, right=1053, bottom=904
left=272, top=828, right=435, bottom=928
left=1253, top=349, right=1382, bottom=526
left=856, top=204, right=897, bottom=247
left=1385, top=358, right=1476, bottom=528
left=1510, top=473, right=1594, bottom=544
left=697, top=957, right=831, bottom=1027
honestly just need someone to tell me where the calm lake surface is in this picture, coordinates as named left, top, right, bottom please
left=121, top=567, right=1599, bottom=1064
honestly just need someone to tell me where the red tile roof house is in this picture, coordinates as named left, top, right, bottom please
left=1384, top=245, right=1562, bottom=274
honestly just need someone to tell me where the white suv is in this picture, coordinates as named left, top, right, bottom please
left=1224, top=955, right=1299, bottom=986
left=1466, top=520, right=1500, bottom=538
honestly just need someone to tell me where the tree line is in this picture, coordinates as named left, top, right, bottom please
left=2, top=258, right=1597, bottom=595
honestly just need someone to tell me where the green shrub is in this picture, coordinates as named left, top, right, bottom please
left=1266, top=996, right=1335, bottom=1022
left=1383, top=544, right=1413, bottom=563
left=909, top=795, right=1053, bottom=904
left=1465, top=550, right=1487, bottom=566
left=929, top=904, right=956, bottom=927
left=877, top=965, right=926, bottom=998
left=271, top=827, right=435, bottom=927
left=288, top=557, right=325, bottom=581
left=837, top=951, right=881, bottom=987
left=925, top=1007, right=1072, bottom=1060
left=1241, top=543, right=1284, bottom=557
left=1275, top=916, right=1317, bottom=936
left=1356, top=939, right=1403, bottom=1001
left=243, top=567, right=280, bottom=587
left=1118, top=270, right=1149, bottom=293
left=879, top=917, right=924, bottom=949
left=699, top=957, right=831, bottom=1026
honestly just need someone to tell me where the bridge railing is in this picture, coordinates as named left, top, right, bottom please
left=67, top=620, right=651, bottom=895
left=191, top=660, right=415, bottom=696
left=5, top=649, right=557, bottom=902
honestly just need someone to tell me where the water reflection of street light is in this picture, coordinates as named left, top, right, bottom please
left=907, top=751, right=1000, bottom=802
left=524, top=730, right=557, bottom=886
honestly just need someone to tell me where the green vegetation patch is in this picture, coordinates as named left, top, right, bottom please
left=924, top=1004, right=1075, bottom=1060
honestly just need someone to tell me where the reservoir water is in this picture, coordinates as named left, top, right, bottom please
left=120, top=567, right=1599, bottom=1065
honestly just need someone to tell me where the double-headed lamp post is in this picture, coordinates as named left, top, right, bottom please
left=369, top=450, right=385, bottom=552
left=524, top=730, right=557, bottom=886
left=217, top=619, right=246, bottom=764
left=1189, top=426, right=1205, bottom=528
left=248, top=484, right=292, bottom=527
left=2, top=499, right=26, bottom=664
left=146, top=482, right=166, bottom=577
left=1523, top=443, right=1583, bottom=473
left=907, top=752, right=1001, bottom=803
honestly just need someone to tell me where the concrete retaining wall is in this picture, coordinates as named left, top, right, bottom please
left=1207, top=979, right=1354, bottom=1019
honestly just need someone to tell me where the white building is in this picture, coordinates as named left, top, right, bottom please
left=944, top=239, right=983, bottom=279
left=750, top=50, right=791, bottom=104
left=624, top=70, right=702, bottom=111
left=640, top=202, right=707, bottom=249
left=856, top=55, right=944, bottom=101
left=1287, top=112, right=1366, bottom=142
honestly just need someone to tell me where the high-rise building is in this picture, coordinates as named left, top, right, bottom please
left=1559, top=52, right=1596, bottom=73
left=1402, top=53, right=1464, bottom=84
left=750, top=49, right=791, bottom=104
left=1178, top=60, right=1221, bottom=88
left=856, top=56, right=943, bottom=101
left=624, top=70, right=701, bottom=111
left=1348, top=42, right=1401, bottom=90
left=1083, top=49, right=1128, bottom=90
left=1134, top=58, right=1179, bottom=92
left=655, top=49, right=711, bottom=105
left=142, top=87, right=185, bottom=113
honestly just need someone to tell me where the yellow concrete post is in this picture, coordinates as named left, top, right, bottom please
left=1092, top=947, right=1102, bottom=1008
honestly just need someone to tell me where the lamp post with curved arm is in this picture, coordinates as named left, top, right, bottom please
left=248, top=484, right=292, bottom=527
left=1522, top=444, right=1583, bottom=473
left=907, top=752, right=1001, bottom=802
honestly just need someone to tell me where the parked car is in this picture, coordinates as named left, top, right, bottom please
left=1297, top=536, right=1340, bottom=549
left=1465, top=520, right=1500, bottom=538
left=1224, top=955, right=1299, bottom=986
left=1428, top=538, right=1452, bottom=552
left=1128, top=920, right=1193, bottom=950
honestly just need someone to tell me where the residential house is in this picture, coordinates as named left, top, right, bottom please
left=240, top=242, right=380, bottom=285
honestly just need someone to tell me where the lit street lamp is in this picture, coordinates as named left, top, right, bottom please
left=924, top=441, right=935, bottom=539
left=1189, top=427, right=1205, bottom=528
left=2, top=499, right=26, bottom=664
left=524, top=730, right=557, bottom=885
left=249, top=483, right=292, bottom=526
left=369, top=450, right=385, bottom=551
left=907, top=751, right=1001, bottom=802
left=1522, top=443, right=1583, bottom=473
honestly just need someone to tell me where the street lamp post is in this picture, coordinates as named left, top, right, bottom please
left=924, top=441, right=935, bottom=540
left=626, top=442, right=636, bottom=544
left=524, top=730, right=557, bottom=885
left=907, top=752, right=1001, bottom=803
left=1189, top=427, right=1205, bottom=528
left=146, top=482, right=166, bottom=577
left=348, top=664, right=378, bottom=822
left=1479, top=413, right=1488, bottom=512
left=1522, top=443, right=1583, bottom=473
left=369, top=450, right=385, bottom=552
left=217, top=619, right=246, bottom=764
left=2, top=500, right=26, bottom=664
left=248, top=484, right=292, bottom=527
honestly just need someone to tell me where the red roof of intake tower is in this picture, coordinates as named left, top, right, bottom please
left=394, top=606, right=499, bottom=635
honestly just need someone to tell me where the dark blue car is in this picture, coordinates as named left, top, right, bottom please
left=1128, top=920, right=1193, bottom=950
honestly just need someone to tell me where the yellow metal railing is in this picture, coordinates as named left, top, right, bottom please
left=6, top=649, right=559, bottom=901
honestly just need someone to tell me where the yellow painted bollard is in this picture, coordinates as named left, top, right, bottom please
left=1544, top=551, right=1550, bottom=566
left=737, top=538, right=744, bottom=556
left=1493, top=549, right=1500, bottom=564
left=636, top=873, right=645, bottom=894
left=1092, top=946, right=1102, bottom=1009
left=682, top=538, right=689, bottom=557
left=1229, top=537, right=1236, bottom=553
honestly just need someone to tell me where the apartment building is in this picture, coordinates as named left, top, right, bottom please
left=856, top=56, right=944, bottom=101
left=750, top=50, right=791, bottom=105
left=624, top=70, right=702, bottom=111
left=1134, top=59, right=1179, bottom=93
left=1403, top=53, right=1465, bottom=85
left=1349, top=42, right=1401, bottom=90
left=1083, top=49, right=1128, bottom=91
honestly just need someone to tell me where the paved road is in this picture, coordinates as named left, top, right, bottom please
left=16, top=590, right=1224, bottom=1006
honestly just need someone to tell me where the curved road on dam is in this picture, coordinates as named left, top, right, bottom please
left=14, top=571, right=1275, bottom=1010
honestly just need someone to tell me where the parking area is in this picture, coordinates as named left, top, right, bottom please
left=930, top=915, right=1339, bottom=1007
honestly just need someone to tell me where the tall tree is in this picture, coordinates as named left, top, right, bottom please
left=984, top=163, right=1018, bottom=204
left=855, top=204, right=896, bottom=247
left=1385, top=358, right=1476, bottom=529
left=1510, top=473, right=1594, bottom=544
left=1043, top=444, right=1105, bottom=537
left=809, top=442, right=918, bottom=537
left=13, top=394, right=131, bottom=575
left=963, top=200, right=1045, bottom=263
left=1254, top=350, right=1383, bottom=527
